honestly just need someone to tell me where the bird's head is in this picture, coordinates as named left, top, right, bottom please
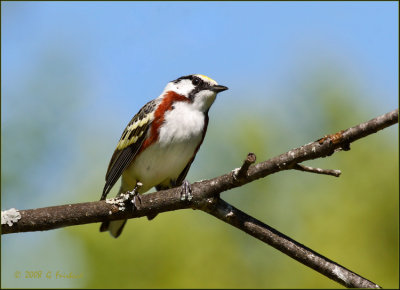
left=161, top=74, right=228, bottom=112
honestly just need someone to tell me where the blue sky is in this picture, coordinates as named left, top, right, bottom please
left=2, top=1, right=398, bottom=116
left=1, top=2, right=398, bottom=288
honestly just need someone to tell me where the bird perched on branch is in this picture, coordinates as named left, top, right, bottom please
left=100, top=74, right=228, bottom=237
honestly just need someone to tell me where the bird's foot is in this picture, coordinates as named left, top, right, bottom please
left=180, top=180, right=193, bottom=201
left=128, top=182, right=143, bottom=210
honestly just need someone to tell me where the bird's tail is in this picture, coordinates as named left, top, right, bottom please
left=100, top=219, right=127, bottom=238
left=99, top=186, right=128, bottom=238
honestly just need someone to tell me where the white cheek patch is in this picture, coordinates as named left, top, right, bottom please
left=160, top=75, right=218, bottom=112
left=162, top=80, right=194, bottom=98
left=192, top=90, right=217, bottom=112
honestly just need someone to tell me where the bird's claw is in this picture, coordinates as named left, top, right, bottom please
left=180, top=180, right=192, bottom=201
left=130, top=193, right=141, bottom=210
left=128, top=182, right=142, bottom=210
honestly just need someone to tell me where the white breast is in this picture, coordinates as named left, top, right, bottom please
left=159, top=101, right=205, bottom=144
left=122, top=102, right=205, bottom=193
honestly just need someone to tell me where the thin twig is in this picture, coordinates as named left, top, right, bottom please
left=293, top=163, right=341, bottom=177
left=233, top=152, right=257, bottom=180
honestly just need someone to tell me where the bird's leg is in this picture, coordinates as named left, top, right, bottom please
left=128, top=182, right=142, bottom=210
left=180, top=180, right=193, bottom=201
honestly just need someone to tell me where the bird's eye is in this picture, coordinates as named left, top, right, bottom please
left=192, top=77, right=202, bottom=86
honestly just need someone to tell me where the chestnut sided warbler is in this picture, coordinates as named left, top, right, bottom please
left=100, top=74, right=228, bottom=237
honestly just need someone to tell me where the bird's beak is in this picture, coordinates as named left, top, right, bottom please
left=210, top=85, right=228, bottom=93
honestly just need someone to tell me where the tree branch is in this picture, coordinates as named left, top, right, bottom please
left=2, top=108, right=398, bottom=288
left=200, top=197, right=381, bottom=289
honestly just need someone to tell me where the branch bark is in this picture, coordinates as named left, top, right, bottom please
left=2, top=108, right=398, bottom=288
left=200, top=197, right=381, bottom=288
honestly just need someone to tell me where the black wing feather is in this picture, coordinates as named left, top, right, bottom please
left=101, top=127, right=149, bottom=200
left=101, top=99, right=158, bottom=200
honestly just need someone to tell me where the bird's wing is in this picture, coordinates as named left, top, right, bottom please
left=101, top=99, right=159, bottom=200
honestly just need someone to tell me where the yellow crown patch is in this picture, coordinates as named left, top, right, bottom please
left=197, top=74, right=217, bottom=84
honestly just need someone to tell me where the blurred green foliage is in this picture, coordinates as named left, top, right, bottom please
left=2, top=60, right=398, bottom=288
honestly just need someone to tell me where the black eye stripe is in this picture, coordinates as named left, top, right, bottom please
left=171, top=75, right=214, bottom=101
left=172, top=75, right=206, bottom=87
left=172, top=75, right=193, bottom=83
left=188, top=86, right=202, bottom=101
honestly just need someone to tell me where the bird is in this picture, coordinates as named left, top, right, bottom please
left=99, top=74, right=228, bottom=238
